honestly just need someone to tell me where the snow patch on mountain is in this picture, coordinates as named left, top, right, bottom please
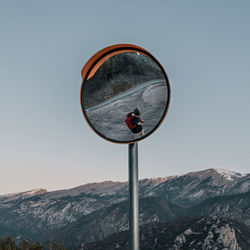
left=0, top=188, right=47, bottom=198
left=143, top=176, right=177, bottom=185
left=192, top=190, right=204, bottom=198
left=214, top=168, right=246, bottom=181
left=0, top=188, right=48, bottom=208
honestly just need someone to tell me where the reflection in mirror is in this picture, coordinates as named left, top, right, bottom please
left=82, top=51, right=169, bottom=142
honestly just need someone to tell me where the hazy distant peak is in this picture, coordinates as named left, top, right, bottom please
left=0, top=188, right=47, bottom=198
left=0, top=188, right=48, bottom=207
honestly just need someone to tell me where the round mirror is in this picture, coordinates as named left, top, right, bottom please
left=80, top=44, right=170, bottom=144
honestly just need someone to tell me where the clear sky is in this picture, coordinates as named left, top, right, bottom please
left=0, top=1, right=250, bottom=195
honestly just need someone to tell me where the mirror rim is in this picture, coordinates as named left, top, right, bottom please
left=80, top=44, right=171, bottom=144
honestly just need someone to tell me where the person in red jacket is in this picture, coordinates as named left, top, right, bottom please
left=125, top=107, right=144, bottom=138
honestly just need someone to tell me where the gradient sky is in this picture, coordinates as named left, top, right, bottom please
left=0, top=1, right=250, bottom=195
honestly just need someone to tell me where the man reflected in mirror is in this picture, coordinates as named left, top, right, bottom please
left=125, top=107, right=144, bottom=139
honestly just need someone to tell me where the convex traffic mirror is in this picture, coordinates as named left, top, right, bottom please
left=80, top=44, right=170, bottom=143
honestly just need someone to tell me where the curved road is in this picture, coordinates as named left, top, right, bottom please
left=85, top=79, right=168, bottom=142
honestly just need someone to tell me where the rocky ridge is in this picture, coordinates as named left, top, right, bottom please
left=51, top=197, right=185, bottom=248
left=82, top=216, right=250, bottom=250
left=184, top=190, right=250, bottom=227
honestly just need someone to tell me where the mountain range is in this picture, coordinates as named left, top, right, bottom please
left=0, top=168, right=249, bottom=248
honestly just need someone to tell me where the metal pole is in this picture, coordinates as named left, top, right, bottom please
left=128, top=142, right=139, bottom=250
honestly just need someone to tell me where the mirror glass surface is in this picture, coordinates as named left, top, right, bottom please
left=81, top=50, right=169, bottom=143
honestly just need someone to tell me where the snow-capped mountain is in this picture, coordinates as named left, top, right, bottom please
left=144, top=168, right=250, bottom=207
left=0, top=168, right=249, bottom=245
left=214, top=168, right=247, bottom=181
